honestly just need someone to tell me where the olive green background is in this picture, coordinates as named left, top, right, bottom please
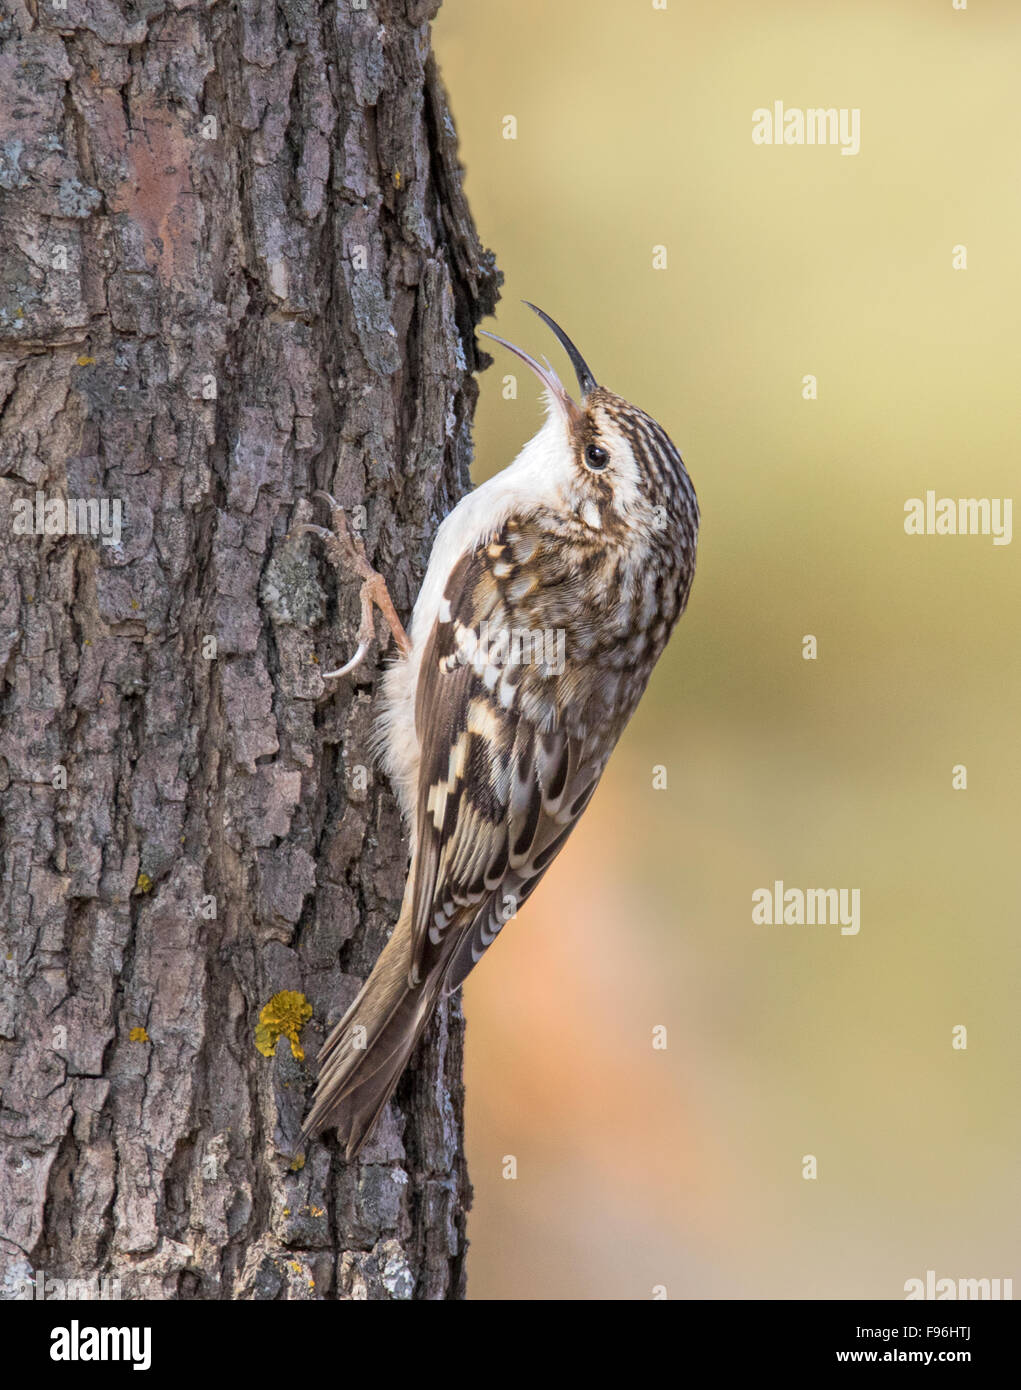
left=433, top=0, right=1019, bottom=1299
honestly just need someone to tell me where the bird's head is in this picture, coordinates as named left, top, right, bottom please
left=479, top=303, right=697, bottom=540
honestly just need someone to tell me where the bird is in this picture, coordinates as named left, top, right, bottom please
left=298, top=302, right=699, bottom=1159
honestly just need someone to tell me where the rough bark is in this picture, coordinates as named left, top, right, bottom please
left=0, top=0, right=497, bottom=1300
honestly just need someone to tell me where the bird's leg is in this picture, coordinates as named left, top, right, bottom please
left=295, top=491, right=411, bottom=678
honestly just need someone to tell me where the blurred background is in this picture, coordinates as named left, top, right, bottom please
left=433, top=0, right=1020, bottom=1299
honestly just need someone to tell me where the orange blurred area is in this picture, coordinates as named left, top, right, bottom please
left=434, top=0, right=1021, bottom=1298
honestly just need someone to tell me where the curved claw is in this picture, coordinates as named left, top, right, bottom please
left=296, top=491, right=411, bottom=681
left=321, top=640, right=370, bottom=680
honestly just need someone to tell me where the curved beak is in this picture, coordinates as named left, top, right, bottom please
left=477, top=330, right=582, bottom=425
left=477, top=303, right=598, bottom=425
left=522, top=302, right=598, bottom=398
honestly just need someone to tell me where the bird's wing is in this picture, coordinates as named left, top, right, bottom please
left=407, top=524, right=605, bottom=990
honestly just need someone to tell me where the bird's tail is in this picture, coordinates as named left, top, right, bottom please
left=299, top=905, right=440, bottom=1160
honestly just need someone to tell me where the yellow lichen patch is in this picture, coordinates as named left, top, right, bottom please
left=76, top=355, right=96, bottom=366
left=255, top=990, right=312, bottom=1060
left=134, top=872, right=153, bottom=895
left=129, top=1026, right=149, bottom=1043
left=289, top=1153, right=306, bottom=1173
left=394, top=168, right=402, bottom=189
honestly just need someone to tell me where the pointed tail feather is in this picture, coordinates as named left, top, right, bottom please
left=299, top=910, right=440, bottom=1160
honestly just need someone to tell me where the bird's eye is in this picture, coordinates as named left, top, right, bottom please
left=585, top=443, right=608, bottom=471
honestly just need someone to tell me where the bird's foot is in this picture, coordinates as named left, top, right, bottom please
left=295, top=491, right=411, bottom=678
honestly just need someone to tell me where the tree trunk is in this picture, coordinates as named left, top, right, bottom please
left=0, top=0, right=496, bottom=1301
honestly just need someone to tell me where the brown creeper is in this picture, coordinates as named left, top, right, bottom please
left=300, top=303, right=699, bottom=1158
